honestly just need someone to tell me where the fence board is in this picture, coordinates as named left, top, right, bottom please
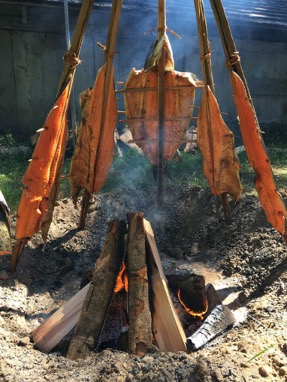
left=40, top=32, right=66, bottom=112
left=12, top=31, right=45, bottom=137
left=0, top=30, right=19, bottom=135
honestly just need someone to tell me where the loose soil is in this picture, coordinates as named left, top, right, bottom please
left=1, top=184, right=287, bottom=381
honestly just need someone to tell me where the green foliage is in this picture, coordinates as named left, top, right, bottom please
left=237, top=146, right=287, bottom=192
left=102, top=149, right=154, bottom=191
left=165, top=150, right=207, bottom=188
left=0, top=146, right=31, bottom=213
left=2, top=131, right=287, bottom=214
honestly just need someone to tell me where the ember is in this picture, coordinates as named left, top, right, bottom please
left=177, top=289, right=208, bottom=320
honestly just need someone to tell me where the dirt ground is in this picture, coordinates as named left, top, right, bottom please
left=1, top=184, right=287, bottom=381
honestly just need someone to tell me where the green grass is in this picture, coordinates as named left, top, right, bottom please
left=0, top=135, right=31, bottom=212
left=2, top=133, right=287, bottom=213
left=238, top=146, right=287, bottom=193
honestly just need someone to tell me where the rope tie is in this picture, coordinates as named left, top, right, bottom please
left=96, top=42, right=117, bottom=60
left=200, top=52, right=211, bottom=61
left=226, top=52, right=240, bottom=67
left=63, top=50, right=81, bottom=69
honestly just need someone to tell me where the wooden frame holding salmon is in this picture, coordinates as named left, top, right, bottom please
left=124, top=34, right=197, bottom=167
left=10, top=0, right=95, bottom=271
left=209, top=0, right=287, bottom=238
left=69, top=0, right=122, bottom=230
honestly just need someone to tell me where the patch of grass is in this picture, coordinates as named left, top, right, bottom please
left=165, top=150, right=207, bottom=188
left=237, top=146, right=287, bottom=193
left=0, top=156, right=30, bottom=213
left=102, top=149, right=155, bottom=191
left=2, top=132, right=287, bottom=214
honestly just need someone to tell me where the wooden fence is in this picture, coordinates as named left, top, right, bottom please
left=0, top=2, right=287, bottom=140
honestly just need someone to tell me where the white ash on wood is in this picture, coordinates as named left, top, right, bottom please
left=186, top=304, right=236, bottom=351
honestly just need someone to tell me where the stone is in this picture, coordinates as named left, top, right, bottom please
left=0, top=271, right=9, bottom=280
left=258, top=366, right=272, bottom=378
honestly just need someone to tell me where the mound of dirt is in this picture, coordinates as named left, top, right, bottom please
left=1, top=185, right=287, bottom=381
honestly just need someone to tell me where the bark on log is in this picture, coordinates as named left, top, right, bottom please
left=67, top=219, right=126, bottom=359
left=186, top=304, right=235, bottom=351
left=144, top=219, right=186, bottom=352
left=127, top=213, right=152, bottom=356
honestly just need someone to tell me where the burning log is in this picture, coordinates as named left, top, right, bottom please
left=67, top=219, right=126, bottom=359
left=179, top=276, right=208, bottom=319
left=144, top=219, right=187, bottom=352
left=127, top=213, right=152, bottom=355
left=186, top=304, right=235, bottom=351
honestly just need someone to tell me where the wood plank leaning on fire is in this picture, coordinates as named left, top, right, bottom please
left=10, top=0, right=95, bottom=271
left=210, top=0, right=287, bottom=238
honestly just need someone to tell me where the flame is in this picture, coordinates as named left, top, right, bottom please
left=177, top=288, right=208, bottom=320
left=114, top=262, right=128, bottom=293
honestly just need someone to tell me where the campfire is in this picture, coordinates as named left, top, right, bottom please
left=32, top=213, right=235, bottom=359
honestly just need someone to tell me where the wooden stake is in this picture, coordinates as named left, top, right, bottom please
left=56, top=0, right=95, bottom=98
left=67, top=219, right=126, bottom=359
left=209, top=0, right=250, bottom=97
left=194, top=0, right=231, bottom=224
left=79, top=0, right=122, bottom=229
left=127, top=213, right=152, bottom=356
left=10, top=238, right=28, bottom=272
left=144, top=219, right=187, bottom=352
left=157, top=0, right=166, bottom=206
left=79, top=190, right=92, bottom=230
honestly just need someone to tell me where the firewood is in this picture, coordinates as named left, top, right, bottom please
left=32, top=282, right=91, bottom=353
left=186, top=304, right=236, bottom=351
left=144, top=219, right=187, bottom=352
left=67, top=219, right=126, bottom=359
left=169, top=273, right=208, bottom=317
left=127, top=213, right=152, bottom=356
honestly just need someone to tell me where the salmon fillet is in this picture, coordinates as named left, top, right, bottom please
left=231, top=71, right=287, bottom=235
left=124, top=68, right=196, bottom=165
left=197, top=86, right=242, bottom=201
left=69, top=62, right=117, bottom=205
left=16, top=82, right=71, bottom=239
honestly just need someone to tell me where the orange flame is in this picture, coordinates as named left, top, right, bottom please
left=114, top=262, right=128, bottom=293
left=177, top=288, right=208, bottom=320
